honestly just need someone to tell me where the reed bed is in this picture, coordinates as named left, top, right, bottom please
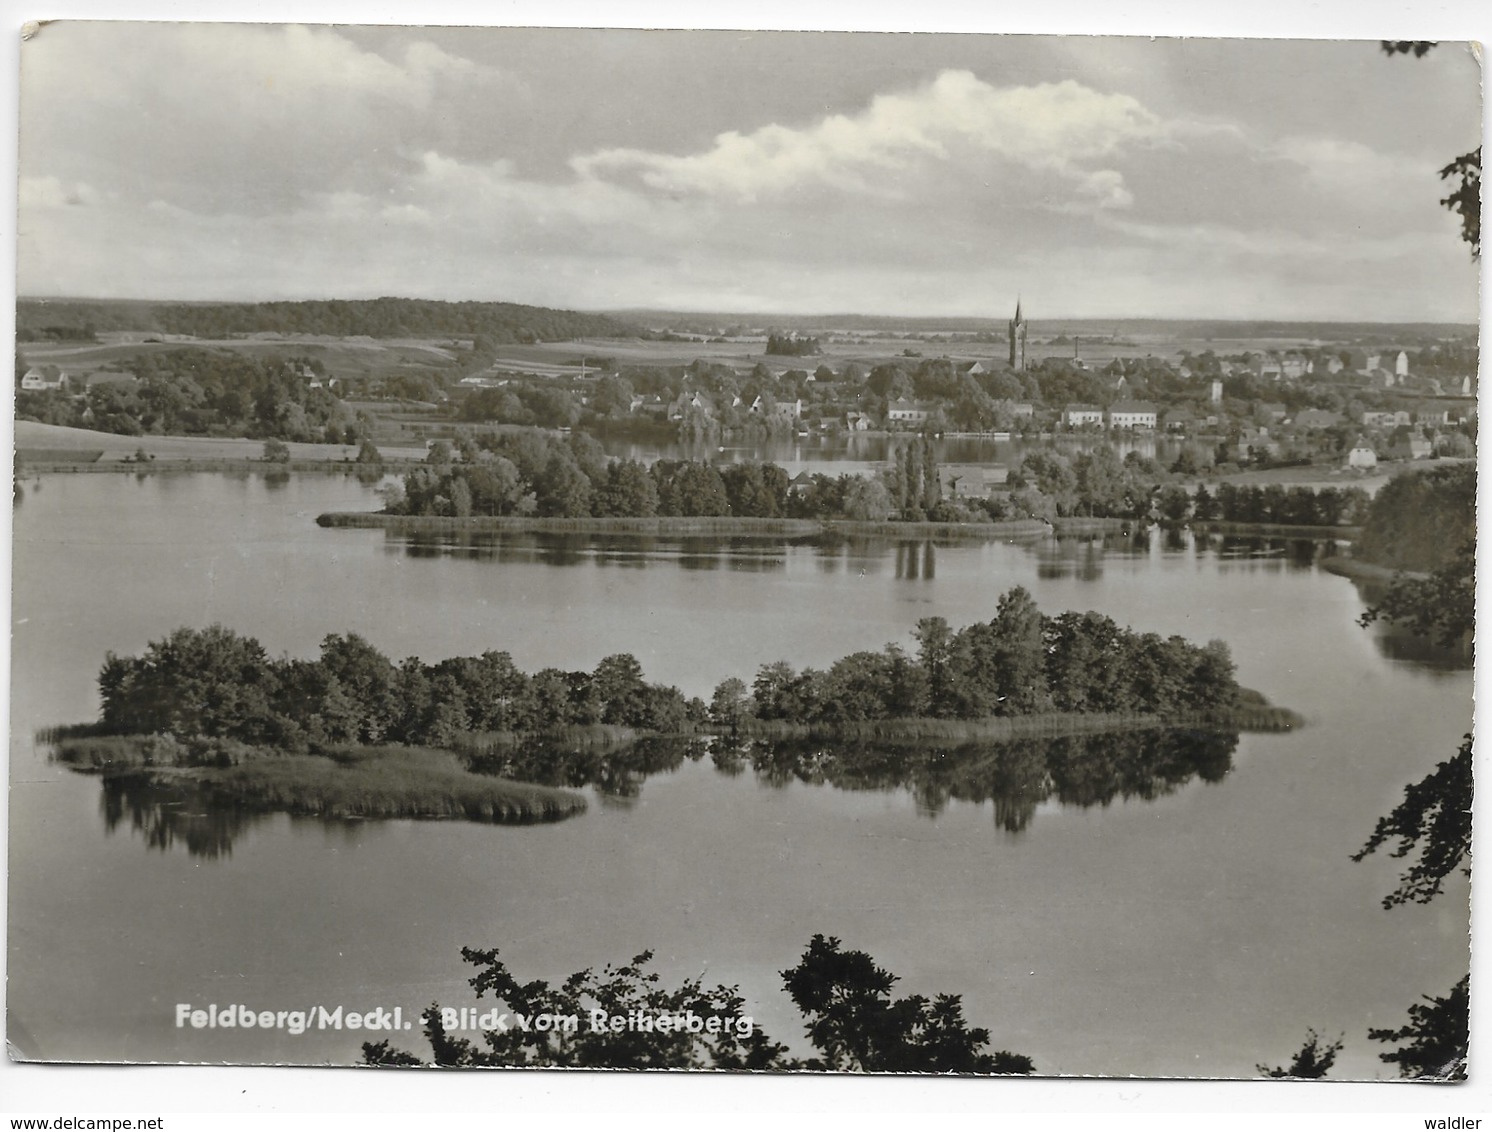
left=448, top=724, right=647, bottom=757
left=315, top=512, right=1058, bottom=541
left=202, top=747, right=586, bottom=823
left=737, top=700, right=1301, bottom=745
left=51, top=733, right=192, bottom=770
left=740, top=712, right=1174, bottom=745
left=47, top=735, right=587, bottom=823
left=1191, top=520, right=1360, bottom=539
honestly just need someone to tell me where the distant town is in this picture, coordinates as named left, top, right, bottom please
left=14, top=297, right=1477, bottom=491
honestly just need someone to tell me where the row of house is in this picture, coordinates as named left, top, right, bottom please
left=1062, top=401, right=1160, bottom=430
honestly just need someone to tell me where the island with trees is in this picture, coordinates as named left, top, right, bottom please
left=47, top=589, right=1298, bottom=834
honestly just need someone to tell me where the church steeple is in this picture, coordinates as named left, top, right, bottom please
left=1008, top=297, right=1028, bottom=371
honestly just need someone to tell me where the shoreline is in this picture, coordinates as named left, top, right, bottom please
left=45, top=680, right=1299, bottom=831
left=52, top=741, right=589, bottom=825
left=17, top=458, right=420, bottom=476
left=1318, top=556, right=1428, bottom=583
left=314, top=512, right=1135, bottom=540
left=1190, top=520, right=1360, bottom=539
left=736, top=699, right=1302, bottom=743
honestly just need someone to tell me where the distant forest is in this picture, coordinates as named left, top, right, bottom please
left=16, top=298, right=640, bottom=343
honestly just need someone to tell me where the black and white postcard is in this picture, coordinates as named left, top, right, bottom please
left=6, top=16, right=1482, bottom=1104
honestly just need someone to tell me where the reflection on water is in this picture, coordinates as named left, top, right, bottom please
left=467, top=735, right=707, bottom=800
left=386, top=527, right=1345, bottom=585
left=390, top=531, right=806, bottom=573
left=12, top=472, right=1471, bottom=1073
left=1346, top=576, right=1473, bottom=671
left=728, top=728, right=1237, bottom=833
left=894, top=540, right=936, bottom=580
left=100, top=773, right=266, bottom=859
left=83, top=727, right=1233, bottom=856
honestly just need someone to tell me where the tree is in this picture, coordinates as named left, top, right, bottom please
left=1351, top=734, right=1472, bottom=909
left=781, top=935, right=1033, bottom=1074
left=364, top=946, right=791, bottom=1069
left=1368, top=976, right=1469, bottom=1080
left=913, top=616, right=956, bottom=716
left=1348, top=446, right=1472, bottom=1078
left=1358, top=535, right=1474, bottom=648
left=839, top=475, right=893, bottom=521
left=591, top=653, right=648, bottom=726
left=593, top=460, right=658, bottom=518
left=1157, top=484, right=1192, bottom=525
left=1256, top=1030, right=1344, bottom=1079
left=708, top=677, right=751, bottom=735
left=987, top=586, right=1052, bottom=715
left=535, top=452, right=592, bottom=518
left=449, top=477, right=473, bottom=518
left=261, top=438, right=290, bottom=463
left=364, top=936, right=1034, bottom=1073
left=356, top=439, right=383, bottom=465
left=463, top=458, right=525, bottom=516
left=654, top=460, right=729, bottom=517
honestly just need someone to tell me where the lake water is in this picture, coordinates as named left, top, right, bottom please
left=7, top=471, right=1470, bottom=1076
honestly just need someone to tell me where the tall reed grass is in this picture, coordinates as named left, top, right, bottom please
left=200, top=747, right=586, bottom=823
left=737, top=699, right=1301, bottom=745
left=314, top=512, right=1066, bottom=541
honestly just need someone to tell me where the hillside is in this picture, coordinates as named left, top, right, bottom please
left=16, top=297, right=642, bottom=344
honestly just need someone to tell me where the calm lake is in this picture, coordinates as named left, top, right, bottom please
left=8, top=471, right=1470, bottom=1076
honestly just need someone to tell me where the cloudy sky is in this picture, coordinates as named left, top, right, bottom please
left=15, top=22, right=1483, bottom=321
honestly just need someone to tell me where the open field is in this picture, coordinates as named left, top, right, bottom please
left=13, top=420, right=430, bottom=464
left=21, top=319, right=1478, bottom=386
left=1215, top=457, right=1472, bottom=496
left=21, top=334, right=461, bottom=382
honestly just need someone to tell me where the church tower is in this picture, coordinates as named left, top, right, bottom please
left=1008, top=298, right=1028, bottom=371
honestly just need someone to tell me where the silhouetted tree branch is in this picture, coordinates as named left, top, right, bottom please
left=1368, top=976, right=1469, bottom=1080
left=1352, top=734, right=1472, bottom=908
left=1257, top=1029, right=1344, bottom=1079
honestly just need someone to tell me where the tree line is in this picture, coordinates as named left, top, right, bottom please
left=388, top=430, right=978, bottom=522
left=16, top=348, right=356, bottom=443
left=15, top=297, right=639, bottom=343
left=709, top=587, right=1241, bottom=729
left=1353, top=461, right=1474, bottom=572
left=364, top=933, right=1034, bottom=1073
left=1161, top=482, right=1371, bottom=527
left=96, top=626, right=698, bottom=754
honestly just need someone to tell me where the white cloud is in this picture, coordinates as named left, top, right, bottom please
left=574, top=71, right=1162, bottom=206
left=14, top=29, right=1480, bottom=322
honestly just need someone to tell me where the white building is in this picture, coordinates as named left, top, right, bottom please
left=1063, top=403, right=1104, bottom=427
left=887, top=397, right=930, bottom=425
left=1345, top=438, right=1378, bottom=469
left=20, top=366, right=68, bottom=392
left=1107, top=400, right=1158, bottom=430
